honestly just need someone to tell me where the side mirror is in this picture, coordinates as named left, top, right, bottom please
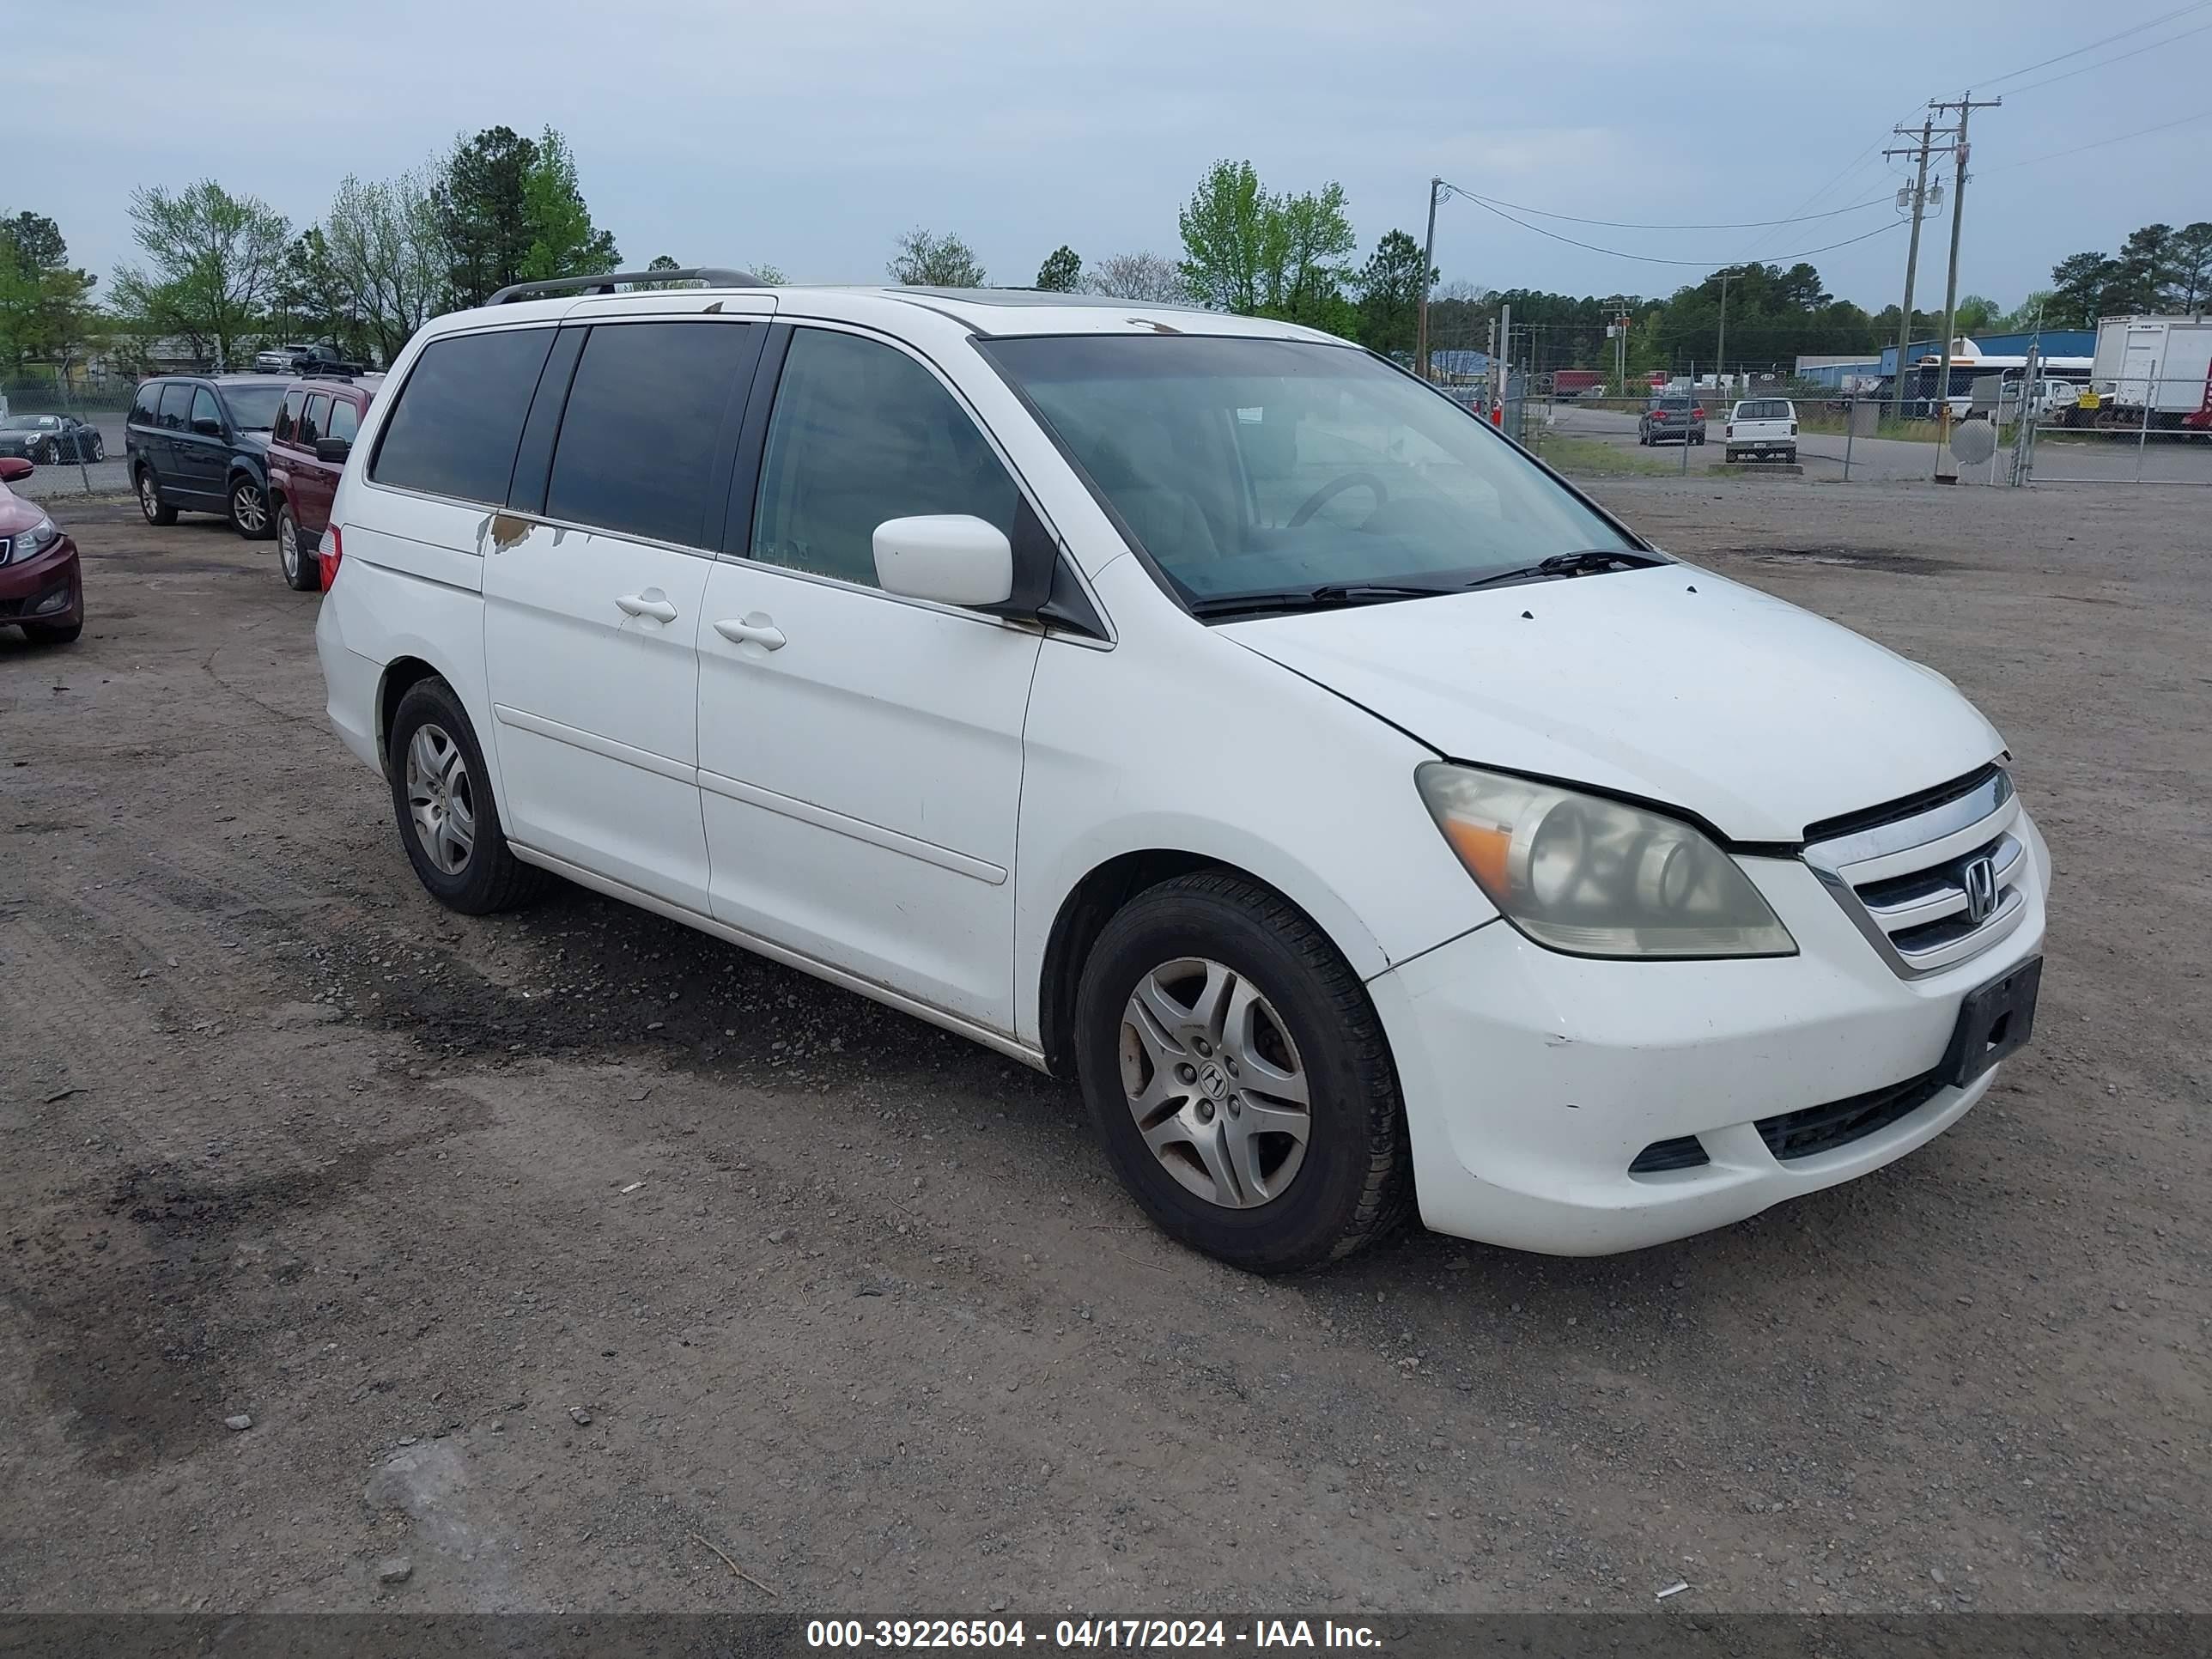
left=314, top=436, right=352, bottom=463
left=872, top=514, right=1013, bottom=608
left=0, top=456, right=33, bottom=483
left=191, top=417, right=222, bottom=438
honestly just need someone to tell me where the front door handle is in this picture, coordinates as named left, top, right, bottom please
left=615, top=590, right=679, bottom=623
left=714, top=615, right=787, bottom=651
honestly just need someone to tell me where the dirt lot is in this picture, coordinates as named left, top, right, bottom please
left=2, top=481, right=2206, bottom=1616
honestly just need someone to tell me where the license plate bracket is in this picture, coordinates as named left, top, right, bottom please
left=1942, top=956, right=2042, bottom=1087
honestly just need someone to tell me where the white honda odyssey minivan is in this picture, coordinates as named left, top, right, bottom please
left=315, top=270, right=2050, bottom=1273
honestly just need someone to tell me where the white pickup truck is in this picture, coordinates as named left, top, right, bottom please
left=1723, top=398, right=1796, bottom=463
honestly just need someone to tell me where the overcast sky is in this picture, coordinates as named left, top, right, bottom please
left=17, top=1, right=2210, bottom=313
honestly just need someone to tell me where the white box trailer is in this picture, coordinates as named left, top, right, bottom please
left=2087, top=315, right=2212, bottom=428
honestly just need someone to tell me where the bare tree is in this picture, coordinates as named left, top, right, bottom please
left=1083, top=251, right=1189, bottom=305
left=889, top=228, right=984, bottom=288
left=323, top=167, right=448, bottom=364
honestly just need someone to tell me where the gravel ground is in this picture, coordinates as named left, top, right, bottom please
left=1, top=481, right=2205, bottom=1615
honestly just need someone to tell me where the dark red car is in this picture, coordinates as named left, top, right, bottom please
left=0, top=457, right=82, bottom=645
left=265, top=372, right=381, bottom=591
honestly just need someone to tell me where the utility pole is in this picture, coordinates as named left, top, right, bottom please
left=1884, top=118, right=1937, bottom=419
left=1415, top=177, right=1443, bottom=382
left=1714, top=277, right=1726, bottom=402
left=1929, top=90, right=2000, bottom=482
left=1497, top=301, right=1511, bottom=426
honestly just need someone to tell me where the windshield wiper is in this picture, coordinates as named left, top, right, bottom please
left=1187, top=581, right=1465, bottom=619
left=1463, top=548, right=1666, bottom=589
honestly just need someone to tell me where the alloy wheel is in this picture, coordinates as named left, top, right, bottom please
left=233, top=483, right=268, bottom=534
left=1118, top=957, right=1311, bottom=1209
left=138, top=472, right=160, bottom=520
left=404, top=723, right=476, bottom=875
left=278, top=511, right=301, bottom=582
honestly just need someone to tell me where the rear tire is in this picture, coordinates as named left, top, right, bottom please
left=386, top=677, right=548, bottom=915
left=137, top=467, right=177, bottom=526
left=276, top=502, right=319, bottom=592
left=1073, top=870, right=1412, bottom=1273
left=229, top=477, right=275, bottom=540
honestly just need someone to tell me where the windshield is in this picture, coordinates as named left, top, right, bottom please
left=1, top=416, right=56, bottom=429
left=981, top=335, right=1636, bottom=606
left=221, top=385, right=286, bottom=430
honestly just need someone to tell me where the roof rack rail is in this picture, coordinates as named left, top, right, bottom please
left=485, top=267, right=770, bottom=306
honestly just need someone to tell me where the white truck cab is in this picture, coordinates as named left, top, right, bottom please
left=313, top=270, right=2050, bottom=1272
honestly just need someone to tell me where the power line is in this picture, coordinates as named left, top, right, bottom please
left=1445, top=190, right=1906, bottom=269
left=1979, top=0, right=2212, bottom=88
left=1436, top=185, right=1893, bottom=233
left=1978, top=106, right=2212, bottom=173
left=1999, top=18, right=2212, bottom=97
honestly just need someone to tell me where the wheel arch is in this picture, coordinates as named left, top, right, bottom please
left=1034, top=848, right=1381, bottom=1079
left=376, top=655, right=447, bottom=779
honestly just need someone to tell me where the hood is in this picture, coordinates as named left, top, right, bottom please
left=236, top=431, right=270, bottom=454
left=1220, top=565, right=2003, bottom=843
left=0, top=483, right=47, bottom=535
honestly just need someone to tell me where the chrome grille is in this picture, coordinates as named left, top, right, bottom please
left=1802, top=767, right=2027, bottom=978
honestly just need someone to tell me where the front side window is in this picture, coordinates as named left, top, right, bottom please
left=327, top=397, right=360, bottom=445
left=371, top=327, right=556, bottom=506
left=982, top=335, right=1632, bottom=607
left=189, top=387, right=222, bottom=435
left=544, top=321, right=757, bottom=548
left=750, top=328, right=1017, bottom=588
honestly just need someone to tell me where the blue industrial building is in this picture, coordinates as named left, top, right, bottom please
left=1795, top=331, right=2096, bottom=392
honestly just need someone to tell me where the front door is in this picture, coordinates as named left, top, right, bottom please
left=482, top=317, right=763, bottom=913
left=173, top=386, right=232, bottom=507
left=696, top=325, right=1041, bottom=1030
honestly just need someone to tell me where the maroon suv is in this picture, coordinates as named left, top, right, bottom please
left=265, top=373, right=381, bottom=590
left=0, top=457, right=82, bottom=645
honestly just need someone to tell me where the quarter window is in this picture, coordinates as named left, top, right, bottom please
left=750, top=328, right=1017, bottom=588
left=371, top=327, right=556, bottom=506
left=544, top=321, right=757, bottom=549
left=275, top=390, right=304, bottom=445
left=130, top=383, right=160, bottom=426
left=157, top=383, right=194, bottom=431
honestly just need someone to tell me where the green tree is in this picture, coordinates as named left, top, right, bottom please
left=518, top=129, right=619, bottom=283
left=0, top=210, right=100, bottom=373
left=888, top=228, right=984, bottom=287
left=1261, top=182, right=1356, bottom=327
left=272, top=227, right=356, bottom=350
left=1352, top=229, right=1431, bottom=359
left=2047, top=251, right=2116, bottom=329
left=1035, top=245, right=1082, bottom=291
left=1952, top=294, right=2002, bottom=334
left=434, top=126, right=540, bottom=307
left=2105, top=223, right=2177, bottom=313
left=1177, top=160, right=1268, bottom=313
left=2166, top=222, right=2212, bottom=310
left=108, top=180, right=289, bottom=367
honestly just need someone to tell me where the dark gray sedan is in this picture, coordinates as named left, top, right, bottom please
left=0, top=413, right=104, bottom=465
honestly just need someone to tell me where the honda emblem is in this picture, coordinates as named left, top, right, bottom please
left=1962, top=855, right=1998, bottom=925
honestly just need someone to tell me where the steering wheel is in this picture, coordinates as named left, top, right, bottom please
left=1286, top=471, right=1388, bottom=528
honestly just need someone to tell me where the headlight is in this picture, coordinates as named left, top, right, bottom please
left=1416, top=762, right=1796, bottom=959
left=4, top=516, right=58, bottom=564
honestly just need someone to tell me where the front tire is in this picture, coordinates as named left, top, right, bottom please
left=386, top=677, right=547, bottom=915
left=22, top=617, right=82, bottom=646
left=276, top=502, right=319, bottom=591
left=1073, top=871, right=1411, bottom=1273
left=137, top=467, right=177, bottom=526
left=229, top=477, right=275, bottom=540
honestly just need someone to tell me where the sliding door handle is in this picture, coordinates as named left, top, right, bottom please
left=714, top=616, right=787, bottom=651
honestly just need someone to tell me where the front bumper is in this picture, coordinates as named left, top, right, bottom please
left=1369, top=808, right=2052, bottom=1255
left=0, top=535, right=82, bottom=629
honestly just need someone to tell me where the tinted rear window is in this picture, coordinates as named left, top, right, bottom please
left=544, top=321, right=757, bottom=548
left=157, top=383, right=195, bottom=431
left=130, top=383, right=160, bottom=425
left=372, top=328, right=556, bottom=506
left=1737, top=399, right=1790, bottom=420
